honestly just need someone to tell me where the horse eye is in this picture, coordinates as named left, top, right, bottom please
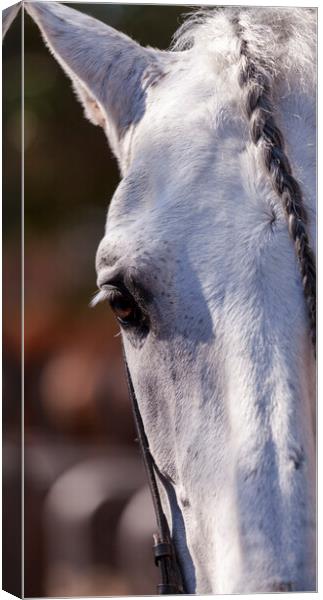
left=108, top=288, right=143, bottom=327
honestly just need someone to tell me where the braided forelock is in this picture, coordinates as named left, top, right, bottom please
left=234, top=15, right=316, bottom=355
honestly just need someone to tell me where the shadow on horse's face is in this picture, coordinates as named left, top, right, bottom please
left=25, top=2, right=316, bottom=593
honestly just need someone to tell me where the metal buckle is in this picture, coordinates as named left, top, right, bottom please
left=153, top=540, right=173, bottom=566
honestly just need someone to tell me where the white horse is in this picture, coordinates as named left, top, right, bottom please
left=25, top=3, right=316, bottom=593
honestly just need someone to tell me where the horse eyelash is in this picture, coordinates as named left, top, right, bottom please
left=90, top=289, right=110, bottom=307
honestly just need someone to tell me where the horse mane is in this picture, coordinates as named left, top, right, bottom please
left=172, top=8, right=316, bottom=91
left=172, top=7, right=316, bottom=352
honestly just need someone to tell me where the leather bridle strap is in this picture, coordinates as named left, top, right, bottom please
left=123, top=349, right=185, bottom=594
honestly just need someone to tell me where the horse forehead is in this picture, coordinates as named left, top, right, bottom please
left=96, top=224, right=184, bottom=279
left=129, top=55, right=237, bottom=158
left=97, top=75, right=275, bottom=277
left=98, top=191, right=215, bottom=276
left=97, top=159, right=272, bottom=279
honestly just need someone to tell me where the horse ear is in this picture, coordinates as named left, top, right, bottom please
left=3, top=3, right=21, bottom=39
left=25, top=1, right=164, bottom=163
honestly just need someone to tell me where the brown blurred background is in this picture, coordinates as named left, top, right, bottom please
left=2, top=4, right=191, bottom=596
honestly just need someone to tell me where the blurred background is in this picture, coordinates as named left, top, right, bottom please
left=2, top=4, right=191, bottom=596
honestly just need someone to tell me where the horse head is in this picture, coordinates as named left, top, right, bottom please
left=25, top=3, right=316, bottom=593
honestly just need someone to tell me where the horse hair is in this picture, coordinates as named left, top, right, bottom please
left=234, top=16, right=316, bottom=354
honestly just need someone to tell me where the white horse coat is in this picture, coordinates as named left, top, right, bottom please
left=25, top=3, right=316, bottom=593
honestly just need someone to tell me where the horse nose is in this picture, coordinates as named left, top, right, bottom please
left=271, top=581, right=293, bottom=592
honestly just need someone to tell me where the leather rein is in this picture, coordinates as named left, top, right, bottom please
left=123, top=351, right=185, bottom=594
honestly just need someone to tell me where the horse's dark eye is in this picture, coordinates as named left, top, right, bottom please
left=107, top=288, right=144, bottom=327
